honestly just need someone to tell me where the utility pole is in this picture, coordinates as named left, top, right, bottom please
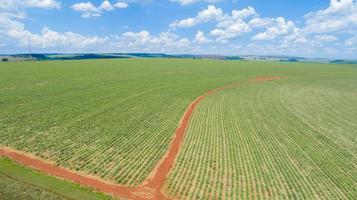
left=27, top=36, right=36, bottom=61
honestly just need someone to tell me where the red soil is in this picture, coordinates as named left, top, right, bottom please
left=0, top=76, right=283, bottom=200
left=0, top=148, right=139, bottom=199
left=254, top=76, right=284, bottom=83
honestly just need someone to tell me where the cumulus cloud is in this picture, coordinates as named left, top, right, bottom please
left=252, top=17, right=298, bottom=41
left=211, top=22, right=251, bottom=41
left=2, top=13, right=107, bottom=50
left=170, top=5, right=257, bottom=41
left=248, top=18, right=274, bottom=28
left=166, top=0, right=357, bottom=55
left=211, top=6, right=257, bottom=41
left=71, top=1, right=128, bottom=18
left=0, top=1, right=108, bottom=52
left=0, top=0, right=61, bottom=10
left=0, top=1, right=191, bottom=53
left=99, top=0, right=114, bottom=11
left=304, top=0, right=357, bottom=33
left=71, top=2, right=100, bottom=18
left=170, top=5, right=223, bottom=28
left=25, top=0, right=61, bottom=9
left=9, top=26, right=107, bottom=49
left=114, top=2, right=129, bottom=8
left=195, top=31, right=210, bottom=43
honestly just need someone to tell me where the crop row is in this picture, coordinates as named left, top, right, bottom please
left=164, top=78, right=357, bottom=199
left=1, top=88, right=190, bottom=185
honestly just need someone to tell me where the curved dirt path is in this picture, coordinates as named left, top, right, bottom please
left=0, top=76, right=283, bottom=200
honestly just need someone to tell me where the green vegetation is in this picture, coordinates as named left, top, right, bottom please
left=0, top=174, right=64, bottom=200
left=0, top=59, right=249, bottom=185
left=164, top=65, right=357, bottom=199
left=1, top=59, right=356, bottom=199
left=0, top=158, right=113, bottom=200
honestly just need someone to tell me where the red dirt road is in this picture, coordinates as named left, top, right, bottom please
left=0, top=148, right=139, bottom=199
left=0, top=76, right=283, bottom=200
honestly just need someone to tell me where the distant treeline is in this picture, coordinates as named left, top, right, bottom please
left=3, top=53, right=242, bottom=61
left=11, top=54, right=129, bottom=60
left=330, top=59, right=357, bottom=64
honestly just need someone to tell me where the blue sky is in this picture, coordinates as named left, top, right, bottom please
left=1, top=0, right=357, bottom=58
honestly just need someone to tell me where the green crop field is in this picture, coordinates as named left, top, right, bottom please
left=0, top=59, right=356, bottom=199
left=0, top=59, right=250, bottom=186
left=164, top=72, right=357, bottom=199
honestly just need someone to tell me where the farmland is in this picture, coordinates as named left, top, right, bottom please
left=0, top=59, right=248, bottom=186
left=0, top=59, right=356, bottom=199
left=164, top=74, right=357, bottom=199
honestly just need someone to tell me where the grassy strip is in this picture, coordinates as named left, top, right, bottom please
left=0, top=157, right=114, bottom=200
left=0, top=174, right=65, bottom=200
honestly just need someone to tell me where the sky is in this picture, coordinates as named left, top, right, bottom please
left=0, top=0, right=357, bottom=58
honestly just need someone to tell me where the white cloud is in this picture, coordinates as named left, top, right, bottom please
left=99, top=0, right=114, bottom=11
left=114, top=2, right=129, bottom=8
left=211, top=21, right=251, bottom=41
left=25, top=0, right=61, bottom=9
left=216, top=6, right=256, bottom=28
left=0, top=1, right=191, bottom=53
left=71, top=2, right=95, bottom=11
left=170, top=5, right=257, bottom=40
left=8, top=26, right=107, bottom=49
left=248, top=18, right=274, bottom=28
left=171, top=0, right=222, bottom=6
left=71, top=1, right=127, bottom=18
left=118, top=31, right=191, bottom=52
left=0, top=0, right=61, bottom=10
left=304, top=0, right=357, bottom=33
left=166, top=1, right=356, bottom=54
left=0, top=2, right=108, bottom=52
left=71, top=2, right=101, bottom=18
left=252, top=17, right=298, bottom=41
left=170, top=5, right=223, bottom=28
left=210, top=6, right=256, bottom=40
left=2, top=12, right=107, bottom=50
left=195, top=30, right=210, bottom=43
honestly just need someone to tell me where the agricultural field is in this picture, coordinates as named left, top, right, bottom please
left=0, top=58, right=356, bottom=199
left=0, top=59, right=247, bottom=186
left=164, top=73, right=357, bottom=199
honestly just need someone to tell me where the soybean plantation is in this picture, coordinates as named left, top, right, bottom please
left=0, top=59, right=241, bottom=186
left=164, top=73, right=357, bottom=199
left=0, top=59, right=356, bottom=199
